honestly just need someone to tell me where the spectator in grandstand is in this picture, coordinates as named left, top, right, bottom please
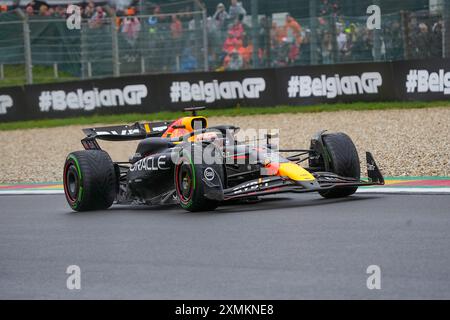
left=150, top=6, right=172, bottom=72
left=270, top=21, right=283, bottom=45
left=336, top=23, right=348, bottom=62
left=0, top=4, right=8, bottom=13
left=89, top=6, right=107, bottom=29
left=39, top=4, right=49, bottom=16
left=46, top=7, right=55, bottom=17
left=430, top=20, right=443, bottom=58
left=413, top=23, right=430, bottom=59
left=225, top=50, right=243, bottom=70
left=359, top=28, right=375, bottom=61
left=213, top=3, right=229, bottom=31
left=25, top=4, right=34, bottom=16
left=228, top=0, right=246, bottom=23
left=83, top=1, right=95, bottom=18
left=284, top=14, right=302, bottom=46
left=238, top=39, right=253, bottom=67
left=229, top=16, right=245, bottom=39
left=271, top=38, right=291, bottom=67
left=258, top=16, right=270, bottom=66
left=384, top=20, right=404, bottom=60
left=171, top=14, right=183, bottom=58
left=321, top=30, right=334, bottom=64
left=337, top=24, right=358, bottom=62
left=209, top=3, right=228, bottom=67
left=121, top=15, right=141, bottom=46
left=223, top=34, right=240, bottom=54
left=170, top=14, right=183, bottom=39
left=319, top=0, right=340, bottom=16
left=53, top=5, right=66, bottom=18
left=298, top=29, right=311, bottom=65
left=180, top=47, right=198, bottom=72
left=279, top=14, right=302, bottom=64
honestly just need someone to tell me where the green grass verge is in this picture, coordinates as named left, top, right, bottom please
left=1, top=100, right=449, bottom=131
left=0, top=65, right=76, bottom=88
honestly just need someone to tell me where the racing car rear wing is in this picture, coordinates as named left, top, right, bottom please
left=82, top=121, right=174, bottom=140
left=81, top=121, right=174, bottom=150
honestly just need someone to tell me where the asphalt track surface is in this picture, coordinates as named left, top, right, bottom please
left=1, top=193, right=449, bottom=299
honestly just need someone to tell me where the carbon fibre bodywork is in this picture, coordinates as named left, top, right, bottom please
left=77, top=113, right=384, bottom=207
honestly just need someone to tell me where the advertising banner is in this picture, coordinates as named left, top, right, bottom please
left=0, top=86, right=27, bottom=122
left=156, top=68, right=277, bottom=111
left=23, top=75, right=155, bottom=120
left=393, top=58, right=450, bottom=101
left=1, top=59, right=449, bottom=123
left=275, top=62, right=396, bottom=105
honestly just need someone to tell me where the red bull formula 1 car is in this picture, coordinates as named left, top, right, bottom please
left=63, top=107, right=384, bottom=212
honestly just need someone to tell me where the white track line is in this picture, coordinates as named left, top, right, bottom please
left=357, top=187, right=450, bottom=194
left=0, top=188, right=449, bottom=195
left=0, top=190, right=64, bottom=195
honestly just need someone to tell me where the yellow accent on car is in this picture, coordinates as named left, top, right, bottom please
left=144, top=123, right=151, bottom=133
left=278, top=163, right=315, bottom=181
left=181, top=116, right=208, bottom=131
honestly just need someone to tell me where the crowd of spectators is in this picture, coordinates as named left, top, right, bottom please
left=0, top=0, right=445, bottom=72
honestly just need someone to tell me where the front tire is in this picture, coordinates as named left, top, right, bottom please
left=63, top=150, right=117, bottom=211
left=318, top=132, right=360, bottom=198
left=174, top=144, right=224, bottom=212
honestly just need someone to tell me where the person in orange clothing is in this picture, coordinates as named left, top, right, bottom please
left=284, top=14, right=302, bottom=46
left=126, top=7, right=136, bottom=16
left=238, top=42, right=253, bottom=67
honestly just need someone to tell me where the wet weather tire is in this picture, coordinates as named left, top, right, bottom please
left=319, top=133, right=360, bottom=198
left=63, top=150, right=117, bottom=211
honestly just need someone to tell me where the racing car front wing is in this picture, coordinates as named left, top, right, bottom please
left=205, top=152, right=384, bottom=201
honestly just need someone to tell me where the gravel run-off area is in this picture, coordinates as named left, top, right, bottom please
left=0, top=107, right=449, bottom=183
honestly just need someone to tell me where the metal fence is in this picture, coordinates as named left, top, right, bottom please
left=0, top=0, right=448, bottom=86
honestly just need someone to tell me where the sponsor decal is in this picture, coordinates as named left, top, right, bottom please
left=204, top=167, right=215, bottom=181
left=287, top=72, right=383, bottom=99
left=130, top=155, right=169, bottom=172
left=170, top=78, right=266, bottom=103
left=38, top=84, right=148, bottom=112
left=0, top=95, right=13, bottom=114
left=233, top=179, right=270, bottom=194
left=95, top=128, right=141, bottom=136
left=405, top=69, right=450, bottom=94
left=151, top=125, right=169, bottom=132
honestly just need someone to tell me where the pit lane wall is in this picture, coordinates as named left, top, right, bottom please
left=1, top=58, right=449, bottom=122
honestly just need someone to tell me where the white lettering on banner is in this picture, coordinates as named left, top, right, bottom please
left=405, top=69, right=450, bottom=94
left=170, top=78, right=266, bottom=103
left=0, top=95, right=13, bottom=114
left=38, top=85, right=148, bottom=112
left=287, top=72, right=383, bottom=99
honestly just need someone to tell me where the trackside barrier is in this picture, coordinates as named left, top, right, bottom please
left=0, top=58, right=449, bottom=122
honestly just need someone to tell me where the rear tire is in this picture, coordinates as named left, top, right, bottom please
left=319, top=133, right=360, bottom=198
left=63, top=150, right=117, bottom=211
